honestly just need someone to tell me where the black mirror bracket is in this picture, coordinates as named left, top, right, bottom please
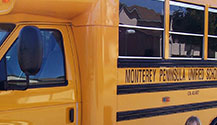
left=4, top=81, right=8, bottom=90
left=24, top=74, right=30, bottom=90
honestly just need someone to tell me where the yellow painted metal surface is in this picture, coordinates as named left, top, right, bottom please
left=116, top=0, right=217, bottom=124
left=118, top=67, right=217, bottom=84
left=0, top=0, right=119, bottom=124
left=0, top=0, right=15, bottom=15
left=0, top=23, right=79, bottom=124
left=1, top=0, right=217, bottom=125
left=71, top=0, right=119, bottom=26
left=0, top=103, right=76, bottom=125
left=73, top=26, right=118, bottom=125
left=164, top=0, right=170, bottom=59
left=0, top=0, right=97, bottom=19
left=204, top=5, right=209, bottom=60
left=117, top=87, right=217, bottom=111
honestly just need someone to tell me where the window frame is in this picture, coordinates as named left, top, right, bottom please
left=119, top=0, right=165, bottom=60
left=0, top=23, right=16, bottom=47
left=2, top=28, right=68, bottom=90
left=117, top=0, right=217, bottom=68
left=207, top=8, right=217, bottom=60
left=169, top=1, right=205, bottom=60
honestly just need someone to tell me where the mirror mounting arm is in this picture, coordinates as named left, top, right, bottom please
left=24, top=74, right=30, bottom=90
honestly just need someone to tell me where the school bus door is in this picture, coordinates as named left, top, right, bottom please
left=0, top=23, right=78, bottom=125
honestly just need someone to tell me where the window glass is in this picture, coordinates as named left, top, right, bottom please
left=169, top=1, right=204, bottom=59
left=0, top=24, right=15, bottom=46
left=0, top=56, right=6, bottom=89
left=170, top=34, right=203, bottom=58
left=170, top=1, right=204, bottom=34
left=208, top=37, right=217, bottom=58
left=119, top=27, right=162, bottom=57
left=208, top=8, right=217, bottom=59
left=119, top=0, right=164, bottom=28
left=5, top=29, right=65, bottom=88
left=119, top=0, right=164, bottom=58
left=209, top=9, right=217, bottom=35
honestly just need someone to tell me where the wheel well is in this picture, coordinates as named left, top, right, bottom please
left=210, top=117, right=217, bottom=125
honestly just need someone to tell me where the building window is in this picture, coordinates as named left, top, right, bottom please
left=169, top=1, right=204, bottom=58
left=119, top=0, right=164, bottom=58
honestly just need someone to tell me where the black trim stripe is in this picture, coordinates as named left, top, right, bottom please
left=118, top=81, right=217, bottom=95
left=117, top=100, right=217, bottom=122
left=118, top=58, right=217, bottom=68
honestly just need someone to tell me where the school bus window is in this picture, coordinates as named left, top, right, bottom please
left=2, top=29, right=66, bottom=89
left=119, top=0, right=164, bottom=28
left=170, top=1, right=204, bottom=34
left=119, top=27, right=162, bottom=57
left=208, top=8, right=217, bottom=59
left=0, top=23, right=15, bottom=46
left=169, top=1, right=204, bottom=58
left=119, top=0, right=164, bottom=58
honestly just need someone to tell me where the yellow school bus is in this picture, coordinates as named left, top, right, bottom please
left=1, top=0, right=217, bottom=124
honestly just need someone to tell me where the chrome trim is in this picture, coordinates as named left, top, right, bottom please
left=207, top=58, right=217, bottom=60
left=76, top=102, right=78, bottom=125
left=119, top=24, right=164, bottom=31
left=209, top=8, right=217, bottom=13
left=169, top=57, right=202, bottom=60
left=169, top=31, right=204, bottom=37
left=208, top=35, right=217, bottom=38
left=170, top=1, right=204, bottom=11
left=118, top=56, right=162, bottom=59
left=119, top=56, right=203, bottom=60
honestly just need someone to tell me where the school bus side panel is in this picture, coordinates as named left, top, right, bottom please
left=73, top=26, right=118, bottom=125
left=71, top=0, right=119, bottom=26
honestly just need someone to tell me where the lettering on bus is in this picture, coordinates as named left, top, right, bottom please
left=124, top=68, right=217, bottom=84
left=125, top=69, right=156, bottom=83
left=159, top=69, right=185, bottom=82
left=206, top=68, right=217, bottom=80
left=188, top=69, right=204, bottom=80
left=187, top=90, right=199, bottom=96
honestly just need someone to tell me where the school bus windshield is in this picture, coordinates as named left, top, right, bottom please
left=0, top=23, right=15, bottom=46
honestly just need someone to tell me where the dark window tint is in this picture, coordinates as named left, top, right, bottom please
left=209, top=10, right=217, bottom=35
left=0, top=24, right=15, bottom=46
left=119, top=0, right=164, bottom=28
left=119, top=27, right=162, bottom=57
left=170, top=34, right=202, bottom=58
left=208, top=37, right=217, bottom=58
left=0, top=56, right=6, bottom=89
left=170, top=2, right=204, bottom=34
left=208, top=9, right=217, bottom=59
left=5, top=29, right=65, bottom=88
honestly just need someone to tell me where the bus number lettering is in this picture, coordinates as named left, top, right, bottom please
left=187, top=90, right=199, bottom=96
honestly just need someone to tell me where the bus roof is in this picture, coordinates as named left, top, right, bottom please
left=0, top=0, right=96, bottom=20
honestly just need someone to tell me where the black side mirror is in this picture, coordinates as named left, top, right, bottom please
left=17, top=26, right=43, bottom=89
left=18, top=26, right=43, bottom=76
